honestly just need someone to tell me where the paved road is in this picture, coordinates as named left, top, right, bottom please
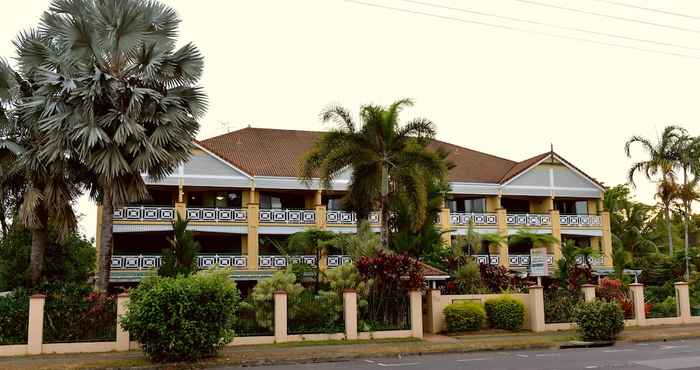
left=218, top=339, right=700, bottom=369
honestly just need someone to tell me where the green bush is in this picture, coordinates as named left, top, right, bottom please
left=572, top=301, right=624, bottom=341
left=484, top=296, right=525, bottom=331
left=649, top=296, right=677, bottom=318
left=43, top=283, right=116, bottom=343
left=443, top=301, right=485, bottom=332
left=120, top=269, right=240, bottom=362
left=544, top=289, right=579, bottom=323
left=0, top=289, right=29, bottom=345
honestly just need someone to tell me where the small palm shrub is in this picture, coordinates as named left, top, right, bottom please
left=649, top=296, right=677, bottom=318
left=484, top=296, right=525, bottom=330
left=121, top=269, right=240, bottom=362
left=572, top=301, right=624, bottom=341
left=443, top=301, right=485, bottom=332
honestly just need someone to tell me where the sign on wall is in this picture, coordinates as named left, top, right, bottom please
left=529, top=247, right=549, bottom=277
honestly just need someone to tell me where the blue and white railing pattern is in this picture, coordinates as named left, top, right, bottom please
left=111, top=254, right=247, bottom=270
left=258, top=255, right=317, bottom=269
left=113, top=206, right=175, bottom=222
left=259, top=209, right=316, bottom=224
left=449, top=212, right=498, bottom=226
left=187, top=207, right=247, bottom=222
left=506, top=213, right=552, bottom=227
left=559, top=214, right=602, bottom=227
left=326, top=211, right=381, bottom=225
left=326, top=255, right=352, bottom=267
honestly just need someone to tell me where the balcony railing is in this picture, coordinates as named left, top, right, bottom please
left=327, top=255, right=352, bottom=267
left=111, top=254, right=247, bottom=270
left=474, top=255, right=501, bottom=266
left=259, top=209, right=316, bottom=224
left=326, top=210, right=380, bottom=225
left=258, top=255, right=317, bottom=269
left=575, top=255, right=605, bottom=266
left=449, top=212, right=498, bottom=226
left=187, top=207, right=247, bottom=223
left=559, top=214, right=602, bottom=227
left=113, top=206, right=175, bottom=221
left=506, top=213, right=551, bottom=227
left=508, top=254, right=555, bottom=267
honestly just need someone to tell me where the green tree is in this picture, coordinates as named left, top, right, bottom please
left=333, top=220, right=382, bottom=260
left=625, top=126, right=685, bottom=255
left=20, top=0, right=208, bottom=291
left=158, top=214, right=200, bottom=278
left=0, top=55, right=83, bottom=287
left=509, top=230, right=558, bottom=250
left=287, top=228, right=336, bottom=292
left=604, top=185, right=658, bottom=258
left=675, top=133, right=700, bottom=279
left=301, top=98, right=448, bottom=248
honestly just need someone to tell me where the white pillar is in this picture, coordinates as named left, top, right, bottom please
left=274, top=290, right=288, bottom=343
left=409, top=290, right=423, bottom=339
left=27, top=294, right=45, bottom=355
left=343, top=289, right=358, bottom=340
left=116, top=293, right=130, bottom=351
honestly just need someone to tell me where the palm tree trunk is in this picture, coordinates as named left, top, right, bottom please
left=29, top=203, right=49, bottom=288
left=380, top=164, right=390, bottom=249
left=0, top=200, right=7, bottom=237
left=665, top=206, right=673, bottom=256
left=95, top=185, right=114, bottom=292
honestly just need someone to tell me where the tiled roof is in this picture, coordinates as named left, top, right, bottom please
left=419, top=262, right=449, bottom=277
left=198, top=127, right=589, bottom=185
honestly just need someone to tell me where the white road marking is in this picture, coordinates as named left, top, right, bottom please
left=516, top=354, right=529, bottom=358
left=602, top=349, right=636, bottom=353
left=535, top=353, right=562, bottom=357
left=365, top=360, right=376, bottom=363
left=456, top=358, right=490, bottom=362
left=377, top=362, right=420, bottom=367
left=584, top=366, right=598, bottom=369
left=661, top=345, right=690, bottom=350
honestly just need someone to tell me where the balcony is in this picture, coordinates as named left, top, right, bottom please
left=506, top=213, right=551, bottom=227
left=258, top=209, right=316, bottom=224
left=187, top=207, right=247, bottom=223
left=326, top=210, right=380, bottom=225
left=257, top=254, right=353, bottom=269
left=559, top=214, right=602, bottom=227
left=508, top=254, right=555, bottom=267
left=113, top=206, right=175, bottom=222
left=449, top=212, right=498, bottom=226
left=111, top=254, right=248, bottom=270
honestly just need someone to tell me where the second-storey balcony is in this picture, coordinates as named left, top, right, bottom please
left=187, top=207, right=248, bottom=223
left=258, top=208, right=316, bottom=224
left=111, top=254, right=248, bottom=270
left=113, top=205, right=176, bottom=222
left=325, top=210, right=380, bottom=225
left=559, top=214, right=602, bottom=227
left=506, top=213, right=552, bottom=227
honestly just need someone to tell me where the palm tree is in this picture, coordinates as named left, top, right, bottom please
left=0, top=56, right=83, bottom=288
left=301, top=99, right=447, bottom=248
left=20, top=0, right=208, bottom=292
left=509, top=230, right=558, bottom=252
left=675, top=134, right=700, bottom=279
left=625, top=126, right=685, bottom=255
left=654, top=178, right=680, bottom=256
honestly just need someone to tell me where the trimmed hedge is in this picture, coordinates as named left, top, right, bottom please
left=443, top=301, right=485, bottom=332
left=121, top=269, right=240, bottom=362
left=485, top=296, right=525, bottom=331
left=572, top=301, right=624, bottom=341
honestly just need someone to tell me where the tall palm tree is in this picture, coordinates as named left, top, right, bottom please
left=675, top=134, right=700, bottom=278
left=654, top=178, right=680, bottom=255
left=0, top=54, right=83, bottom=287
left=20, top=0, right=207, bottom=291
left=625, top=126, right=685, bottom=255
left=301, top=98, right=447, bottom=248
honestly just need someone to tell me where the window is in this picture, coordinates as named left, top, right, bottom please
left=326, top=198, right=344, bottom=211
left=449, top=197, right=486, bottom=213
left=188, top=191, right=242, bottom=208
left=502, top=198, right=530, bottom=213
left=260, top=194, right=282, bottom=209
left=555, top=199, right=589, bottom=215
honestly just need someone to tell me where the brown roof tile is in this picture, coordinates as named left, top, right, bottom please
left=198, top=127, right=594, bottom=186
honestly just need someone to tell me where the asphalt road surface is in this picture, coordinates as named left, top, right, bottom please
left=218, top=339, right=700, bottom=370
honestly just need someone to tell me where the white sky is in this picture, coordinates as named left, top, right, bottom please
left=2, top=0, right=699, bottom=240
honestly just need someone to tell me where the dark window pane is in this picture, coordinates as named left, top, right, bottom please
left=575, top=201, right=588, bottom=215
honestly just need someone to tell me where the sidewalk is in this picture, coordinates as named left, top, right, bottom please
left=3, top=324, right=700, bottom=370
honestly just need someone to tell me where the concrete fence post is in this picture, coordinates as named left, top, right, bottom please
left=409, top=290, right=423, bottom=339
left=343, top=289, right=358, bottom=340
left=116, top=293, right=130, bottom=351
left=674, top=282, right=691, bottom=323
left=529, top=286, right=545, bottom=332
left=629, top=283, right=646, bottom=326
left=274, top=290, right=288, bottom=343
left=581, top=284, right=596, bottom=303
left=425, top=289, right=442, bottom=334
left=27, top=294, right=45, bottom=355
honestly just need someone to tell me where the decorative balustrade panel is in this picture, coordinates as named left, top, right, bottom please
left=259, top=209, right=316, bottom=224
left=187, top=208, right=247, bottom=222
left=474, top=255, right=500, bottom=266
left=508, top=254, right=555, bottom=267
left=506, top=213, right=551, bottom=227
left=575, top=255, right=605, bottom=266
left=113, top=206, right=175, bottom=221
left=111, top=254, right=247, bottom=270
left=258, top=255, right=317, bottom=269
left=449, top=212, right=498, bottom=226
left=326, top=255, right=352, bottom=268
left=326, top=211, right=380, bottom=225
left=559, top=214, right=602, bottom=227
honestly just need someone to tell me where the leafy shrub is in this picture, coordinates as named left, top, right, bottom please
left=649, top=296, right=677, bottom=318
left=450, top=260, right=483, bottom=294
left=596, top=278, right=635, bottom=318
left=572, top=301, right=624, bottom=341
left=485, top=296, right=525, bottom=330
left=121, top=269, right=240, bottom=362
left=544, top=288, right=579, bottom=323
left=288, top=290, right=344, bottom=334
left=247, top=268, right=303, bottom=329
left=158, top=214, right=200, bottom=277
left=443, top=301, right=485, bottom=332
left=43, top=283, right=116, bottom=343
left=0, top=289, right=29, bottom=344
